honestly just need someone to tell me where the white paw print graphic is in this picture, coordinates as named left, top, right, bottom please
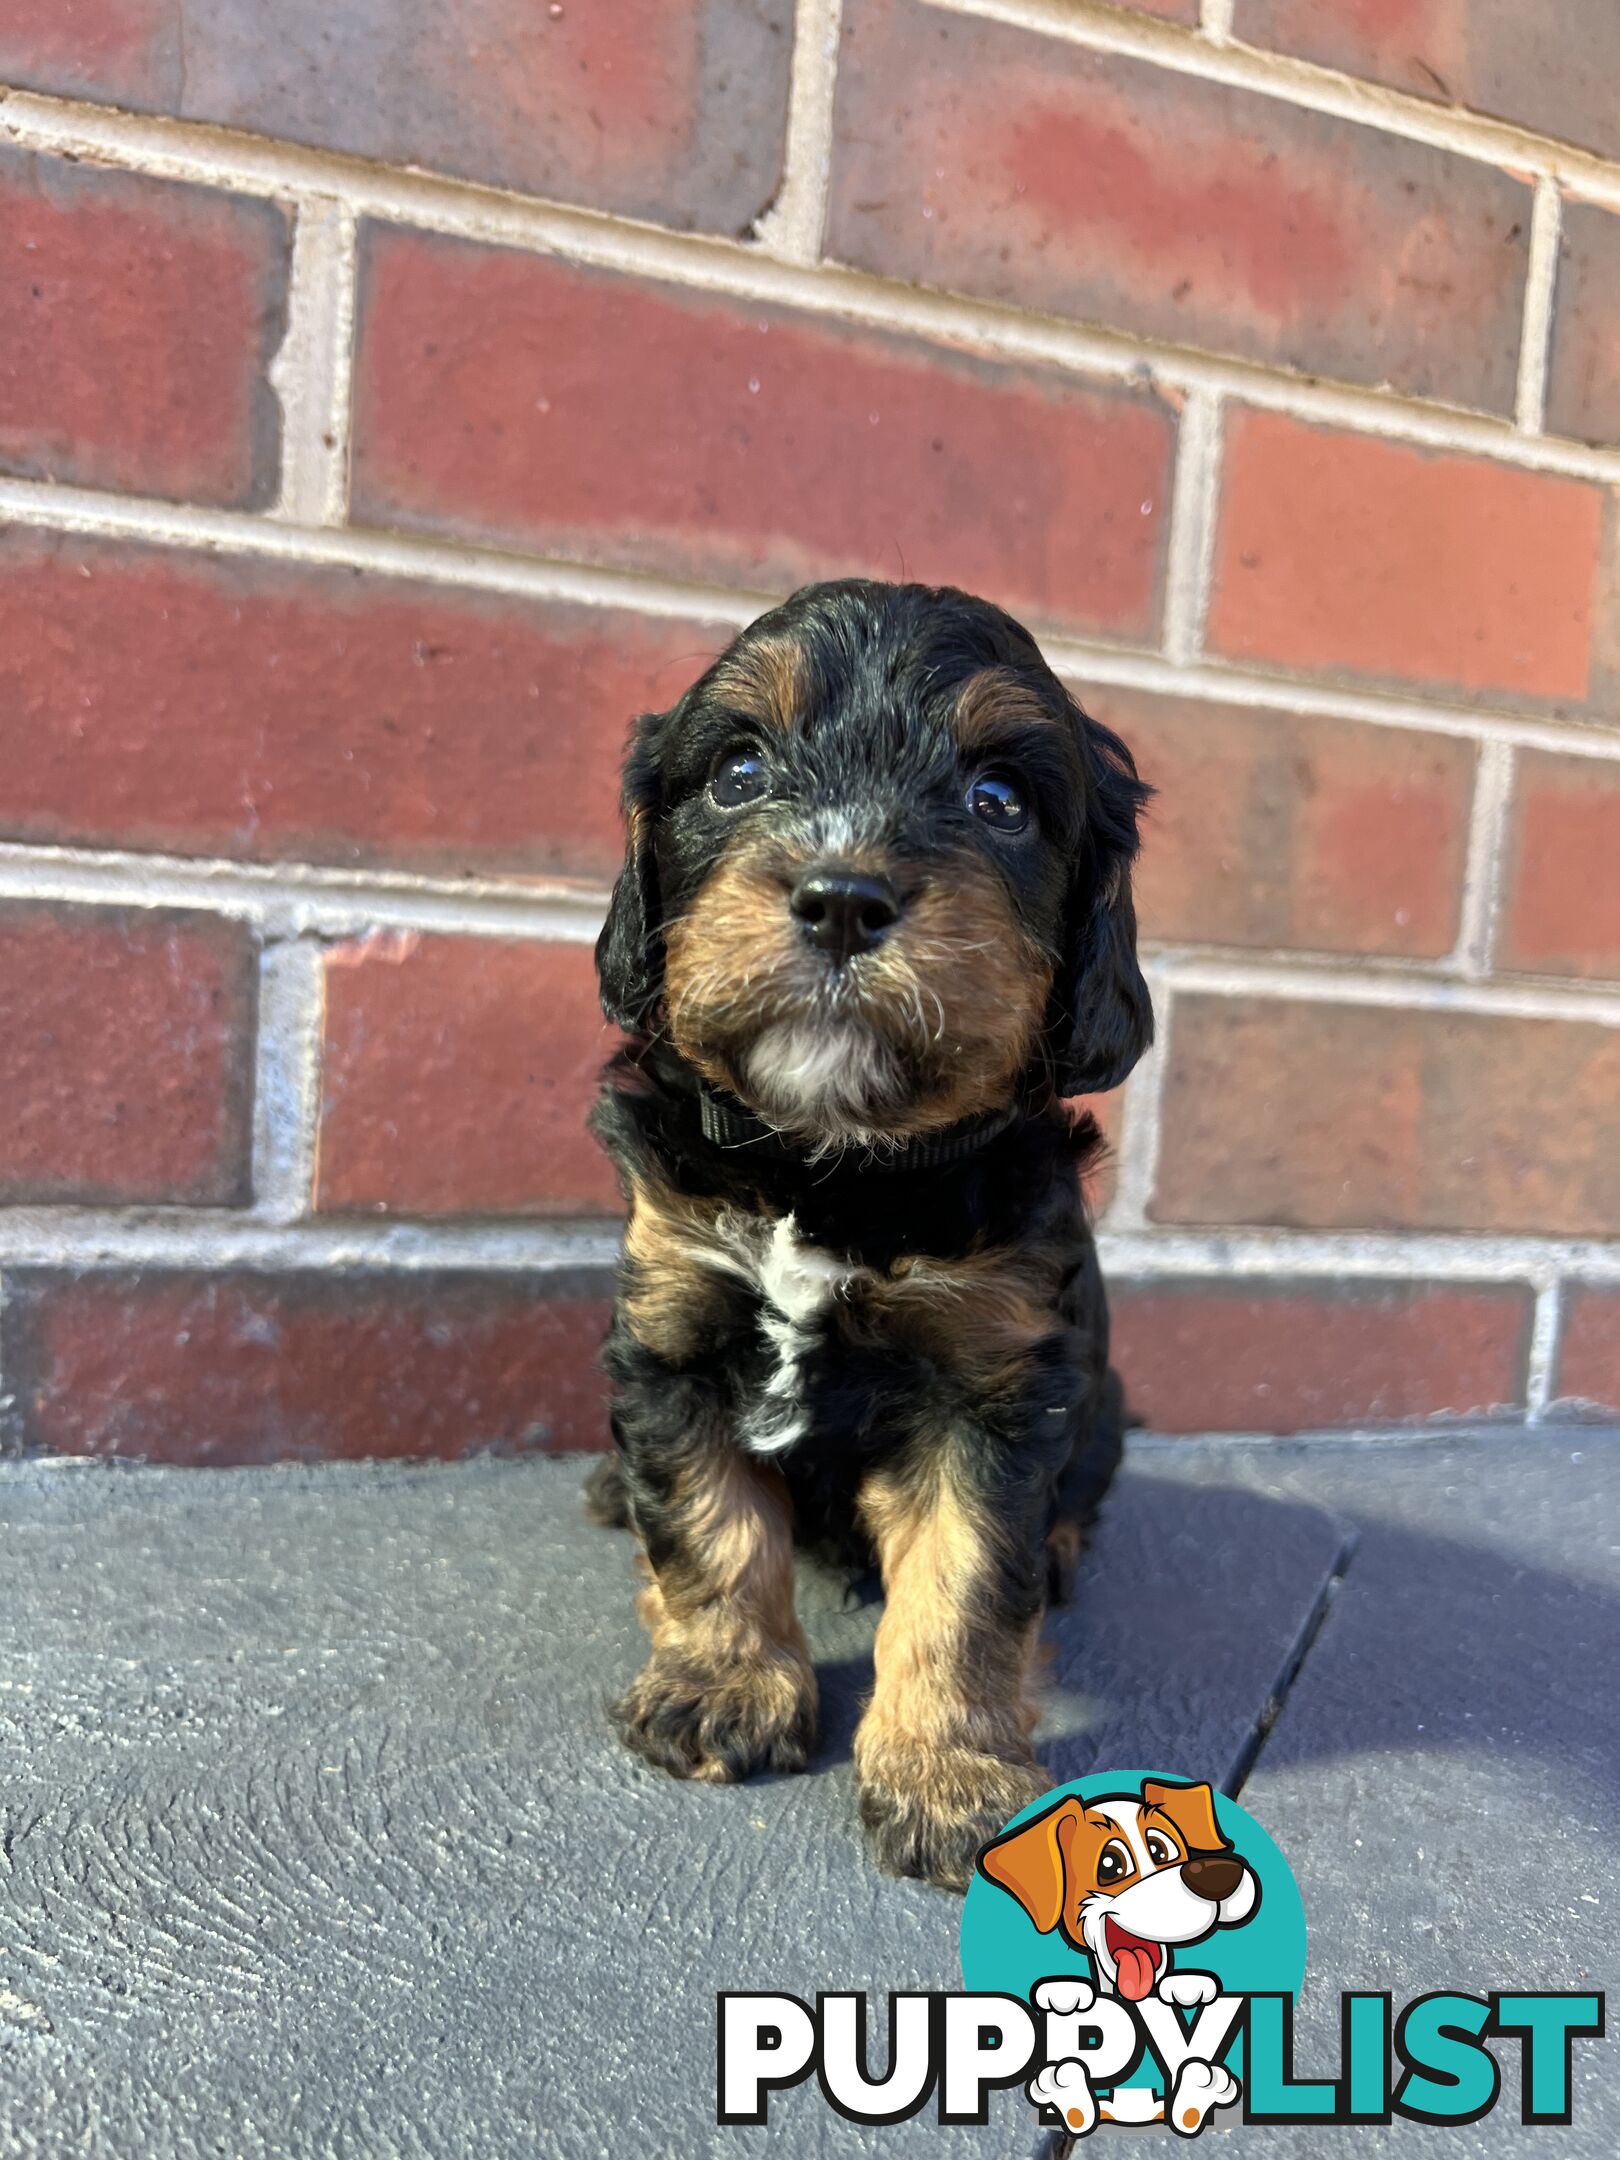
left=1027, top=2056, right=1097, bottom=2138
left=1169, top=2057, right=1241, bottom=2137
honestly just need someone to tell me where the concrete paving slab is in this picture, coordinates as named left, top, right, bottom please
left=1133, top=1430, right=1620, bottom=2159
left=0, top=1448, right=1351, bottom=2158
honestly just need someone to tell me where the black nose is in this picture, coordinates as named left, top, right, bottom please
left=789, top=868, right=901, bottom=961
left=1181, top=1854, right=1244, bottom=1904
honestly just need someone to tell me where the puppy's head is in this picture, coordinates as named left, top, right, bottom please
left=978, top=1779, right=1258, bottom=2000
left=596, top=580, right=1152, bottom=1147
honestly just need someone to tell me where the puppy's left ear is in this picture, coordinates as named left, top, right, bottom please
left=1053, top=704, right=1153, bottom=1096
left=595, top=709, right=668, bottom=1034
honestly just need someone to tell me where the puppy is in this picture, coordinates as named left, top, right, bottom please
left=979, top=1778, right=1258, bottom=1996
left=586, top=578, right=1152, bottom=1888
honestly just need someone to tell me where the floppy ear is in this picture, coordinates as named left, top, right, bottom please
left=1141, top=1779, right=1230, bottom=1857
left=977, top=1797, right=1082, bottom=1933
left=595, top=710, right=668, bottom=1034
left=1053, top=705, right=1154, bottom=1097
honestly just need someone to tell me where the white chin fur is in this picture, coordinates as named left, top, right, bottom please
left=744, top=1022, right=902, bottom=1139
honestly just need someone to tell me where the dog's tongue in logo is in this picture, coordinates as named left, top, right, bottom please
left=1105, top=1920, right=1161, bottom=2002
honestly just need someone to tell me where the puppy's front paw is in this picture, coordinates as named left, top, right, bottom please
left=612, top=1650, right=817, bottom=1784
left=857, top=1745, right=1048, bottom=1890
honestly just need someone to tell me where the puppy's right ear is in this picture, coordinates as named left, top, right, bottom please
left=1140, top=1778, right=1230, bottom=1856
left=595, top=710, right=668, bottom=1034
left=977, top=1798, right=1081, bottom=1934
left=1052, top=703, right=1153, bottom=1098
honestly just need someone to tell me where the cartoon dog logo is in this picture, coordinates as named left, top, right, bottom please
left=978, top=1777, right=1258, bottom=2134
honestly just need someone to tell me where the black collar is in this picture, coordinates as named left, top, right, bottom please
left=695, top=1087, right=1022, bottom=1171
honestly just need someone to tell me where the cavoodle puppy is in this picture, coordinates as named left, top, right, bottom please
left=586, top=578, right=1152, bottom=1889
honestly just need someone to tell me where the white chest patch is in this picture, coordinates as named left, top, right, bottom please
left=711, top=1213, right=863, bottom=1457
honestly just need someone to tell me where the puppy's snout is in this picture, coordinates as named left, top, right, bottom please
left=789, top=867, right=901, bottom=962
left=1180, top=1854, right=1244, bottom=1904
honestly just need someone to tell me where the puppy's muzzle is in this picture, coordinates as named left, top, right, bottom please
left=1181, top=1854, right=1244, bottom=1904
left=789, top=864, right=902, bottom=963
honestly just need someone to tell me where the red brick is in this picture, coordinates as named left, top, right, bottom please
left=1234, top=0, right=1620, bottom=163
left=0, top=0, right=792, bottom=237
left=1111, top=1277, right=1531, bottom=1434
left=1498, top=751, right=1620, bottom=981
left=0, top=147, right=286, bottom=506
left=0, top=903, right=254, bottom=1207
left=826, top=0, right=1529, bottom=413
left=316, top=936, right=617, bottom=1219
left=1553, top=1286, right=1620, bottom=1415
left=1093, top=688, right=1474, bottom=957
left=0, top=0, right=168, bottom=88
left=1546, top=201, right=1620, bottom=449
left=1153, top=995, right=1620, bottom=1237
left=350, top=229, right=1174, bottom=645
left=1207, top=409, right=1608, bottom=709
left=0, top=1269, right=610, bottom=1462
left=0, top=530, right=718, bottom=882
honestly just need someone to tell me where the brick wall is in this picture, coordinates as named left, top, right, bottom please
left=1, top=0, right=1618, bottom=1456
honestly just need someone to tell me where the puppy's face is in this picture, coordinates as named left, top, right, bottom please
left=979, top=1779, right=1259, bottom=2002
left=597, top=581, right=1152, bottom=1146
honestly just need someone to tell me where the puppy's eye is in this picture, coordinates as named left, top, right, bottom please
left=1144, top=1831, right=1180, bottom=1867
left=709, top=749, right=772, bottom=809
left=966, top=770, right=1029, bottom=834
left=1096, top=1840, right=1133, bottom=1886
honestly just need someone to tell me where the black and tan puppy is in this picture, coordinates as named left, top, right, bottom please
left=586, top=578, right=1152, bottom=1889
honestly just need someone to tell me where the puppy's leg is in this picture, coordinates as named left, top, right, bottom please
left=613, top=1431, right=817, bottom=1783
left=855, top=1446, right=1049, bottom=1888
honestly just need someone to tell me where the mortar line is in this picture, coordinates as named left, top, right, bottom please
left=0, top=1216, right=627, bottom=1272
left=0, top=1215, right=1615, bottom=1278
left=1161, top=387, right=1223, bottom=668
left=1525, top=1279, right=1566, bottom=1420
left=1156, top=951, right=1620, bottom=1025
left=4, top=841, right=1620, bottom=1018
left=0, top=843, right=608, bottom=942
left=1453, top=739, right=1517, bottom=980
left=1103, top=973, right=1173, bottom=1230
left=10, top=92, right=1620, bottom=481
left=1200, top=0, right=1235, bottom=42
left=1050, top=651, right=1620, bottom=762
left=269, top=198, right=358, bottom=527
left=752, top=0, right=845, bottom=265
left=8, top=473, right=1620, bottom=766
left=1098, top=1229, right=1620, bottom=1282
left=1515, top=179, right=1563, bottom=436
left=0, top=475, right=765, bottom=623
left=250, top=940, right=326, bottom=1223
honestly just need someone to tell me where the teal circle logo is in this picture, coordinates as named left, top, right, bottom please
left=960, top=1771, right=1306, bottom=2115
